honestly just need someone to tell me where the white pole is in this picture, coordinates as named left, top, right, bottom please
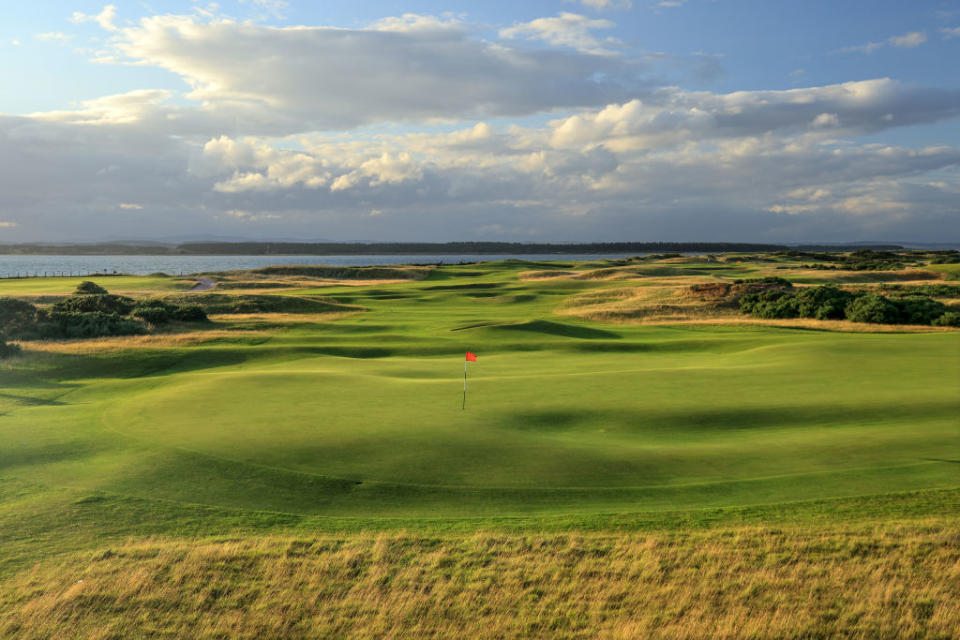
left=462, top=359, right=467, bottom=410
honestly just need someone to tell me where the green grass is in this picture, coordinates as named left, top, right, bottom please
left=0, top=275, right=193, bottom=296
left=1, top=257, right=958, bottom=636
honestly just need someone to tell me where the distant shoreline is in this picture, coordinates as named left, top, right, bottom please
left=0, top=241, right=908, bottom=256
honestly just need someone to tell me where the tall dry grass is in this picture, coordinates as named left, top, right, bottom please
left=2, top=521, right=958, bottom=639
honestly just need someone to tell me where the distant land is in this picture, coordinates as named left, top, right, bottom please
left=0, top=241, right=909, bottom=256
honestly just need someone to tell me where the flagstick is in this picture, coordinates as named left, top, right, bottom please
left=462, top=359, right=467, bottom=410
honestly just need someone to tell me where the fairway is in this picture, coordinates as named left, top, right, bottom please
left=3, top=259, right=959, bottom=520
left=2, top=256, right=959, bottom=638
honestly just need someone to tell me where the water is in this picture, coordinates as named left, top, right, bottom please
left=0, top=253, right=645, bottom=278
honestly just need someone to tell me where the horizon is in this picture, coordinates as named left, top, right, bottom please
left=1, top=1, right=959, bottom=243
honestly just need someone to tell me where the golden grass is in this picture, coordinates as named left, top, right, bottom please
left=642, top=317, right=960, bottom=333
left=772, top=269, right=945, bottom=283
left=557, top=285, right=731, bottom=323
left=2, top=521, right=958, bottom=639
left=25, top=330, right=272, bottom=354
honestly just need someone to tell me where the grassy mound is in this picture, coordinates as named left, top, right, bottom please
left=161, top=293, right=360, bottom=315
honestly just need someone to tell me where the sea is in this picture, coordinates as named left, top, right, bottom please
left=0, top=254, right=645, bottom=278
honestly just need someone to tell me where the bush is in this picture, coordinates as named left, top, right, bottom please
left=882, top=284, right=960, bottom=298
left=932, top=312, right=960, bottom=327
left=131, top=305, right=172, bottom=325
left=733, top=276, right=794, bottom=288
left=845, top=294, right=900, bottom=324
left=41, top=311, right=147, bottom=339
left=171, top=304, right=208, bottom=322
left=131, top=299, right=180, bottom=324
left=53, top=294, right=135, bottom=316
left=795, top=286, right=856, bottom=320
left=0, top=340, right=21, bottom=359
left=892, top=296, right=950, bottom=325
left=930, top=251, right=960, bottom=264
left=739, top=289, right=800, bottom=318
left=75, top=281, right=108, bottom=295
left=0, top=298, right=44, bottom=339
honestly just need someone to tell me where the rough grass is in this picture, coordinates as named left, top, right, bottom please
left=24, top=329, right=272, bottom=353
left=3, top=520, right=958, bottom=639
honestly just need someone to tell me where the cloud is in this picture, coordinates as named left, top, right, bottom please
left=889, top=31, right=927, bottom=48
left=942, top=27, right=960, bottom=39
left=3, top=10, right=960, bottom=244
left=75, top=12, right=639, bottom=132
left=0, top=221, right=18, bottom=228
left=244, top=0, right=289, bottom=20
left=840, top=30, right=927, bottom=54
left=36, top=32, right=72, bottom=43
left=71, top=5, right=118, bottom=31
left=545, top=79, right=960, bottom=149
left=567, top=0, right=633, bottom=10
left=500, top=13, right=621, bottom=55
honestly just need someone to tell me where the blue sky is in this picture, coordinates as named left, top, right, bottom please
left=1, top=1, right=958, bottom=242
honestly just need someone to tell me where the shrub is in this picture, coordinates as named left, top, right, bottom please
left=75, top=281, right=108, bottom=295
left=41, top=311, right=146, bottom=339
left=53, top=294, right=135, bottom=316
left=0, top=298, right=44, bottom=339
left=0, top=340, right=21, bottom=359
left=171, top=304, right=208, bottom=322
left=795, top=286, right=856, bottom=320
left=131, top=305, right=172, bottom=325
left=930, top=251, right=960, bottom=264
left=932, top=312, right=960, bottom=327
left=733, top=277, right=793, bottom=288
left=892, top=296, right=950, bottom=325
left=882, top=284, right=960, bottom=298
left=739, top=289, right=800, bottom=318
left=845, top=294, right=900, bottom=324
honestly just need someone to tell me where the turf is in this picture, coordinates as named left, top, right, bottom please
left=1, top=256, right=958, bottom=636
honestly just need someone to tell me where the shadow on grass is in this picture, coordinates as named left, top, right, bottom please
left=0, top=393, right=67, bottom=407
left=488, top=320, right=621, bottom=340
left=502, top=399, right=960, bottom=433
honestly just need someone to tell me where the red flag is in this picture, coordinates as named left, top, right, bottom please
left=465, top=352, right=477, bottom=361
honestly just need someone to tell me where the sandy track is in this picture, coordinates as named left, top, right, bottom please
left=188, top=277, right=217, bottom=292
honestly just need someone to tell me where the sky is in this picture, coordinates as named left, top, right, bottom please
left=1, top=1, right=959, bottom=243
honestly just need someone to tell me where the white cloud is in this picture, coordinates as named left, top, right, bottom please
left=942, top=27, right=960, bottom=39
left=840, top=30, right=927, bottom=54
left=0, top=221, right=19, bottom=228
left=79, top=13, right=636, bottom=131
left=567, top=0, right=633, bottom=9
left=889, top=31, right=927, bottom=48
left=3, top=9, right=960, bottom=244
left=71, top=5, right=118, bottom=31
left=500, top=13, right=621, bottom=55
left=36, top=32, right=71, bottom=43
left=10, top=39, right=22, bottom=46
left=811, top=113, right=839, bottom=128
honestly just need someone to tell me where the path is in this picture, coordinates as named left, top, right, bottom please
left=189, top=277, right=217, bottom=292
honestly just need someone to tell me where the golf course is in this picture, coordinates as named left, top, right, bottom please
left=1, top=253, right=959, bottom=638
